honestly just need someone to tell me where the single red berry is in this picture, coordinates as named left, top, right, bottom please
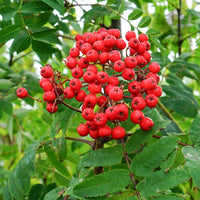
left=142, top=51, right=151, bottom=63
left=130, top=110, right=145, bottom=124
left=93, top=40, right=104, bottom=51
left=105, top=106, right=116, bottom=121
left=69, top=78, right=82, bottom=91
left=143, top=41, right=151, bottom=51
left=105, top=84, right=115, bottom=95
left=124, top=56, right=137, bottom=68
left=145, top=94, right=158, bottom=108
left=128, top=37, right=139, bottom=49
left=97, top=95, right=108, bottom=107
left=75, top=34, right=83, bottom=41
left=83, top=32, right=96, bottom=44
left=77, top=57, right=89, bottom=69
left=122, top=68, right=135, bottom=80
left=46, top=103, right=58, bottom=113
left=64, top=57, right=77, bottom=69
left=109, top=50, right=121, bottom=62
left=96, top=71, right=108, bottom=84
left=99, top=52, right=109, bottom=64
left=130, top=48, right=137, bottom=55
left=114, top=60, right=125, bottom=72
left=94, top=113, right=108, bottom=127
left=40, top=65, right=53, bottom=78
left=140, top=117, right=154, bottom=131
left=128, top=81, right=141, bottom=94
left=109, top=86, right=123, bottom=101
left=75, top=90, right=86, bottom=102
left=82, top=107, right=95, bottom=120
left=88, top=81, right=101, bottom=94
left=98, top=125, right=112, bottom=138
left=86, top=120, right=96, bottom=130
left=125, top=31, right=136, bottom=40
left=116, top=38, right=126, bottom=50
left=69, top=47, right=80, bottom=58
left=81, top=42, right=93, bottom=55
left=137, top=43, right=146, bottom=54
left=135, top=55, right=147, bottom=68
left=84, top=93, right=97, bottom=108
left=149, top=62, right=161, bottom=73
left=87, top=49, right=99, bottom=62
left=89, top=130, right=99, bottom=139
left=71, top=67, right=84, bottom=79
left=76, top=39, right=84, bottom=49
left=114, top=104, right=129, bottom=121
left=16, top=87, right=28, bottom=98
left=77, top=124, right=89, bottom=136
left=39, top=78, right=50, bottom=88
left=107, top=29, right=121, bottom=38
left=42, top=81, right=53, bottom=92
left=112, top=126, right=126, bottom=140
left=146, top=72, right=160, bottom=84
left=63, top=87, right=75, bottom=99
left=83, top=71, right=96, bottom=83
left=138, top=33, right=148, bottom=42
left=43, top=91, right=56, bottom=102
left=104, top=35, right=116, bottom=48
left=131, top=97, right=146, bottom=110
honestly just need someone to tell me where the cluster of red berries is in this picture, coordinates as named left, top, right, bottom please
left=16, top=28, right=162, bottom=140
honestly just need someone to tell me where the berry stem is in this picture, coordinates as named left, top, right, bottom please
left=121, top=139, right=141, bottom=200
left=27, top=95, right=44, bottom=102
left=158, top=99, right=184, bottom=133
left=61, top=100, right=82, bottom=113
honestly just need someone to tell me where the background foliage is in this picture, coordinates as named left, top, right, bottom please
left=0, top=0, right=200, bottom=199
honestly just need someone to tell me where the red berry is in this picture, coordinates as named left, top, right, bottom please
left=145, top=94, right=158, bottom=108
left=131, top=97, right=146, bottom=110
left=140, top=117, right=154, bottom=131
left=86, top=120, right=96, bottom=130
left=69, top=78, right=82, bottom=91
left=71, top=67, right=84, bottom=79
left=109, top=50, right=121, bottom=62
left=99, top=52, right=109, bottom=64
left=97, top=96, right=108, bottom=107
left=83, top=32, right=96, bottom=44
left=84, top=93, right=97, bottom=108
left=75, top=90, right=86, bottom=102
left=138, top=33, right=148, bottom=42
left=40, top=65, right=53, bottom=78
left=135, top=55, right=147, bottom=68
left=94, top=113, right=108, bottom=127
left=82, top=107, right=95, bottom=120
left=93, top=40, right=104, bottom=51
left=116, top=38, right=126, bottom=50
left=86, top=49, right=99, bottom=62
left=107, top=77, right=119, bottom=86
left=86, top=65, right=98, bottom=74
left=81, top=42, right=92, bottom=55
left=130, top=110, right=145, bottom=124
left=88, top=81, right=101, bottom=94
left=96, top=71, right=108, bottom=84
left=107, top=29, right=121, bottom=38
left=143, top=41, right=151, bottom=51
left=43, top=91, right=56, bottom=102
left=98, top=125, right=111, bottom=138
left=124, top=56, right=137, bottom=68
left=142, top=51, right=151, bottom=63
left=42, top=81, right=53, bottom=92
left=112, top=126, right=126, bottom=140
left=146, top=72, right=160, bottom=84
left=69, top=47, right=80, bottom=58
left=149, top=62, right=161, bottom=73
left=46, top=103, right=58, bottom=113
left=125, top=31, right=136, bottom=40
left=114, top=104, right=129, bottom=121
left=16, top=87, right=28, bottom=98
left=128, top=37, right=139, bottom=49
left=89, top=130, right=99, bottom=139
left=75, top=34, right=83, bottom=41
left=114, top=60, right=125, bottom=72
left=39, top=78, right=50, bottom=88
left=77, top=57, right=89, bottom=69
left=65, top=57, right=77, bottom=69
left=137, top=43, right=146, bottom=54
left=63, top=87, right=75, bottom=99
left=77, top=124, right=89, bottom=136
left=76, top=39, right=84, bottom=49
left=141, top=77, right=157, bottom=91
left=105, top=106, right=116, bottom=121
left=83, top=71, right=96, bottom=83
left=104, top=35, right=116, bottom=48
left=147, top=85, right=162, bottom=97
left=109, top=86, right=123, bottom=101
left=128, top=81, right=141, bottom=94
left=122, top=68, right=135, bottom=80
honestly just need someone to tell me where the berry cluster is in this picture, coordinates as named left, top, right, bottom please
left=17, top=28, right=162, bottom=140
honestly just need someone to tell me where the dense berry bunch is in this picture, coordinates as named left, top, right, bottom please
left=17, top=28, right=162, bottom=140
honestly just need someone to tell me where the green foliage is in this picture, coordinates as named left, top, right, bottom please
left=1, top=0, right=200, bottom=199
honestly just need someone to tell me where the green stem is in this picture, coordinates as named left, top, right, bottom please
left=158, top=99, right=184, bottom=133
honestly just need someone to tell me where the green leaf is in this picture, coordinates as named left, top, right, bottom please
left=28, top=184, right=44, bottom=200
left=0, top=25, right=21, bottom=44
left=7, top=115, right=13, bottom=140
left=73, top=169, right=130, bottom=197
left=137, top=169, right=190, bottom=198
left=0, top=6, right=17, bottom=21
left=21, top=1, right=52, bottom=13
left=0, top=68, right=6, bottom=78
left=40, top=183, right=57, bottom=200
left=153, top=196, right=185, bottom=200
left=41, top=0, right=64, bottom=15
left=1, top=100, right=13, bottom=115
left=128, top=9, right=143, bottom=20
left=82, top=145, right=123, bottom=167
left=182, top=146, right=200, bottom=187
left=53, top=136, right=67, bottom=161
left=130, top=136, right=178, bottom=176
left=125, top=109, right=169, bottom=154
left=146, top=28, right=161, bottom=35
left=44, top=186, right=66, bottom=200
left=138, top=16, right=151, bottom=28
left=0, top=79, right=13, bottom=90
left=189, top=113, right=200, bottom=145
left=44, top=142, right=70, bottom=177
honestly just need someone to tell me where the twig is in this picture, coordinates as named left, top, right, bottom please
left=121, top=139, right=141, bottom=200
left=61, top=100, right=82, bottom=113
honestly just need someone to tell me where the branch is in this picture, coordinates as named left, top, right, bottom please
left=177, top=0, right=182, bottom=55
left=56, top=34, right=75, bottom=41
left=61, top=100, right=82, bottom=113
